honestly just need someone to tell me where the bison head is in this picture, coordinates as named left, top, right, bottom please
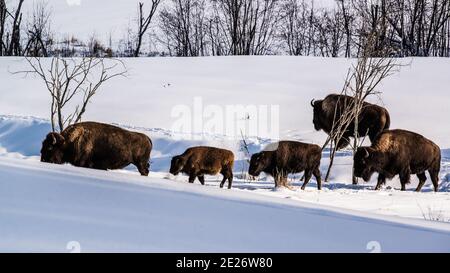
left=169, top=155, right=187, bottom=176
left=353, top=147, right=384, bottom=182
left=248, top=152, right=272, bottom=177
left=40, top=132, right=66, bottom=164
left=311, top=99, right=324, bottom=131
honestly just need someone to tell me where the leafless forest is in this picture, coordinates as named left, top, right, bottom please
left=1, top=0, right=450, bottom=57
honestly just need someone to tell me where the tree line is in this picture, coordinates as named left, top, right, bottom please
left=1, top=0, right=450, bottom=58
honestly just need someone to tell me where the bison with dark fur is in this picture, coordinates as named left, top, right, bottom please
left=41, top=122, right=152, bottom=176
left=170, top=147, right=235, bottom=189
left=354, top=129, right=441, bottom=192
left=311, top=94, right=391, bottom=149
left=248, top=141, right=322, bottom=190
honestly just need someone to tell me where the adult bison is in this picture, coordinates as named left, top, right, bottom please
left=170, top=147, right=235, bottom=189
left=353, top=129, right=441, bottom=192
left=41, top=122, right=152, bottom=176
left=248, top=141, right=322, bottom=190
left=311, top=94, right=391, bottom=149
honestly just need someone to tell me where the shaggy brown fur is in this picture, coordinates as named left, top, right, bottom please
left=248, top=141, right=322, bottom=190
left=312, top=94, right=391, bottom=149
left=41, top=122, right=152, bottom=176
left=354, top=129, right=441, bottom=192
left=170, top=147, right=235, bottom=189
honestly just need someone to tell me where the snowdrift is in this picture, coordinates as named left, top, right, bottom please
left=1, top=156, right=450, bottom=252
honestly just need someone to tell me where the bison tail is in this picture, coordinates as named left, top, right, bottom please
left=383, top=110, right=391, bottom=131
left=228, top=158, right=235, bottom=169
left=434, top=150, right=442, bottom=173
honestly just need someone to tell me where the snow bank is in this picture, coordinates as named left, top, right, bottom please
left=1, top=157, right=449, bottom=252
left=0, top=116, right=50, bottom=159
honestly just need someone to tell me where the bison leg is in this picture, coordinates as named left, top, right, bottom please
left=227, top=171, right=233, bottom=189
left=198, top=175, right=205, bottom=185
left=220, top=176, right=227, bottom=188
left=188, top=174, right=197, bottom=184
left=336, top=137, right=350, bottom=150
left=429, top=170, right=440, bottom=192
left=136, top=161, right=150, bottom=176
left=399, top=169, right=411, bottom=191
left=375, top=174, right=386, bottom=190
left=415, top=173, right=427, bottom=192
left=273, top=170, right=288, bottom=188
left=219, top=168, right=233, bottom=189
left=301, top=170, right=312, bottom=190
left=272, top=171, right=279, bottom=188
left=280, top=175, right=291, bottom=189
left=313, top=167, right=322, bottom=190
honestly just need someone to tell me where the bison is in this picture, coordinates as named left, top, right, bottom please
left=169, top=147, right=235, bottom=189
left=353, top=129, right=441, bottom=192
left=41, top=122, right=152, bottom=176
left=248, top=141, right=322, bottom=190
left=311, top=94, right=391, bottom=150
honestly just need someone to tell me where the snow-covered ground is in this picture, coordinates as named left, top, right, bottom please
left=2, top=156, right=450, bottom=252
left=1, top=56, right=450, bottom=252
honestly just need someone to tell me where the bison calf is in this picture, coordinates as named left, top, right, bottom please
left=170, top=147, right=235, bottom=189
left=354, top=129, right=441, bottom=192
left=41, top=122, right=152, bottom=176
left=248, top=141, right=322, bottom=190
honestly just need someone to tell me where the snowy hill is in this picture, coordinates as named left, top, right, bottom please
left=1, top=156, right=450, bottom=252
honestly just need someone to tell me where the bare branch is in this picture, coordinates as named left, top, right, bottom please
left=13, top=57, right=128, bottom=132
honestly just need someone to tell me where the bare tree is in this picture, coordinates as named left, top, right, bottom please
left=159, top=0, right=209, bottom=56
left=0, top=0, right=25, bottom=56
left=211, top=0, right=280, bottom=55
left=86, top=33, right=112, bottom=57
left=351, top=0, right=450, bottom=57
left=15, top=57, right=127, bottom=132
left=9, top=0, right=24, bottom=55
left=338, top=0, right=354, bottom=57
left=314, top=8, right=345, bottom=57
left=135, top=0, right=161, bottom=57
left=207, top=14, right=227, bottom=55
left=323, top=33, right=401, bottom=182
left=0, top=0, right=6, bottom=55
left=24, top=1, right=53, bottom=57
left=279, top=0, right=314, bottom=56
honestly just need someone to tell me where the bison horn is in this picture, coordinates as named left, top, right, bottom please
left=51, top=134, right=57, bottom=145
left=364, top=148, right=370, bottom=158
left=310, top=99, right=315, bottom=107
